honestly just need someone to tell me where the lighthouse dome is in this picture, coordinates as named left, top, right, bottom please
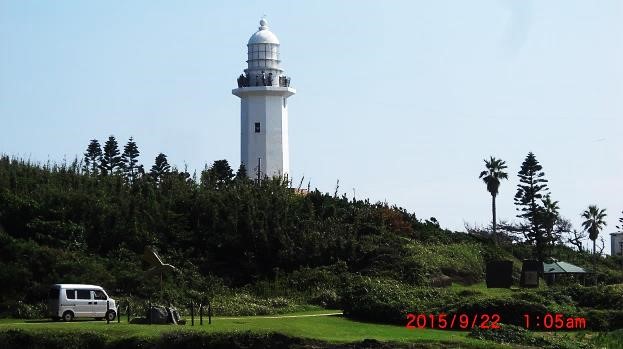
left=248, top=18, right=280, bottom=45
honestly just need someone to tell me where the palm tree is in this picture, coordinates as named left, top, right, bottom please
left=539, top=195, right=560, bottom=256
left=581, top=205, right=607, bottom=254
left=479, top=156, right=508, bottom=243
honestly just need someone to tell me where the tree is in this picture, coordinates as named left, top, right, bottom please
left=597, top=237, right=606, bottom=256
left=566, top=229, right=587, bottom=252
left=581, top=205, right=607, bottom=254
left=514, top=152, right=549, bottom=261
left=478, top=156, right=508, bottom=243
left=100, top=136, right=122, bottom=176
left=121, top=137, right=140, bottom=183
left=235, top=163, right=248, bottom=181
left=539, top=195, right=560, bottom=248
left=150, top=153, right=171, bottom=182
left=83, top=139, right=102, bottom=175
left=201, top=160, right=234, bottom=189
left=211, top=160, right=234, bottom=184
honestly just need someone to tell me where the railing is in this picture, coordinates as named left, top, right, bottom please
left=236, top=73, right=291, bottom=88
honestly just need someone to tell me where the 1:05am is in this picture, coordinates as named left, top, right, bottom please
left=523, top=313, right=586, bottom=330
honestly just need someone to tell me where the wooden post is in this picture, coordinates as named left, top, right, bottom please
left=117, top=302, right=120, bottom=323
left=208, top=301, right=212, bottom=325
left=199, top=303, right=203, bottom=325
left=127, top=303, right=130, bottom=323
left=148, top=300, right=152, bottom=325
left=106, top=301, right=110, bottom=324
left=190, top=302, right=194, bottom=326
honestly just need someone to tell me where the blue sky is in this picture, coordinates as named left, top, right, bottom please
left=1, top=1, right=621, bottom=253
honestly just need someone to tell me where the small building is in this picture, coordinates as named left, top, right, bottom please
left=543, top=259, right=589, bottom=285
left=611, top=232, right=623, bottom=256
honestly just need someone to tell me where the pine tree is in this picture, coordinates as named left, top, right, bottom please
left=235, top=163, right=248, bottom=181
left=83, top=139, right=102, bottom=175
left=121, top=137, right=140, bottom=183
left=150, top=153, right=171, bottom=182
left=100, top=136, right=122, bottom=176
left=514, top=152, right=549, bottom=261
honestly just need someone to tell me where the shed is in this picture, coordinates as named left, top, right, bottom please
left=542, top=259, right=590, bottom=285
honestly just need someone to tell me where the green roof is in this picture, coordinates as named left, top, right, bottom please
left=543, top=260, right=588, bottom=274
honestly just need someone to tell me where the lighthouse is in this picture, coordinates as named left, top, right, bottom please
left=233, top=18, right=295, bottom=179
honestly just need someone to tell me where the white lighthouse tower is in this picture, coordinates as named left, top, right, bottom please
left=233, top=18, right=295, bottom=179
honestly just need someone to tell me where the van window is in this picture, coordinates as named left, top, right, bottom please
left=93, top=290, right=107, bottom=300
left=47, top=288, right=60, bottom=299
left=66, top=290, right=75, bottom=299
left=76, top=290, right=91, bottom=300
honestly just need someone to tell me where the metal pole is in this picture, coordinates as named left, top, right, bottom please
left=127, top=303, right=130, bottom=323
left=106, top=301, right=110, bottom=324
left=199, top=303, right=203, bottom=325
left=148, top=300, right=152, bottom=325
left=117, top=302, right=120, bottom=323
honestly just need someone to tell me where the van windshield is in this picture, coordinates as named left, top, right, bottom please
left=93, top=290, right=107, bottom=300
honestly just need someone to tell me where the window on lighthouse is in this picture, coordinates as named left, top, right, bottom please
left=255, top=122, right=261, bottom=133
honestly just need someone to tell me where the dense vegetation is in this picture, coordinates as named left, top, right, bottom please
left=0, top=153, right=460, bottom=308
left=1, top=141, right=622, bottom=337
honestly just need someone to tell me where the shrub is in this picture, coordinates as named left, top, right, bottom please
left=0, top=329, right=107, bottom=349
left=583, top=309, right=623, bottom=331
left=405, top=243, right=485, bottom=284
left=469, top=323, right=594, bottom=349
left=565, top=284, right=623, bottom=309
left=450, top=295, right=548, bottom=327
left=469, top=323, right=547, bottom=347
left=0, top=301, right=46, bottom=319
left=211, top=292, right=316, bottom=316
left=340, top=276, right=458, bottom=324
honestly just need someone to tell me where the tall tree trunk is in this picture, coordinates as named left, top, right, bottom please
left=593, top=239, right=596, bottom=254
left=492, top=194, right=497, bottom=245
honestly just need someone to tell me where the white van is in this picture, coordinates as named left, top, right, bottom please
left=48, top=284, right=117, bottom=321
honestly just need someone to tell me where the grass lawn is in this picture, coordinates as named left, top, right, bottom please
left=0, top=312, right=506, bottom=348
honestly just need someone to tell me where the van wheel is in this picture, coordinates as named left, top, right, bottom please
left=105, top=310, right=116, bottom=321
left=62, top=311, right=74, bottom=322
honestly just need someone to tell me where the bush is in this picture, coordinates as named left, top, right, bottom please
left=565, top=284, right=623, bottom=309
left=0, top=329, right=431, bottom=349
left=0, top=301, right=47, bottom=319
left=309, top=289, right=340, bottom=308
left=341, top=276, right=458, bottom=324
left=584, top=309, right=623, bottom=331
left=405, top=243, right=485, bottom=284
left=211, top=292, right=316, bottom=316
left=469, top=323, right=594, bottom=349
left=0, top=328, right=107, bottom=349
left=450, top=295, right=548, bottom=327
left=469, top=323, right=546, bottom=347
